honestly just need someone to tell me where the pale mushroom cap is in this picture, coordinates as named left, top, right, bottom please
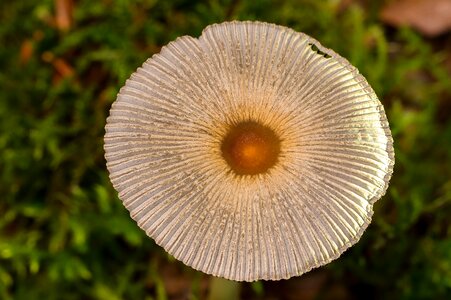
left=104, top=21, right=394, bottom=281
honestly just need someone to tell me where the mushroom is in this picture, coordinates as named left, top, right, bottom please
left=104, top=21, right=394, bottom=281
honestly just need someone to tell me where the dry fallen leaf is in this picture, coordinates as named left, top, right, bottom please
left=54, top=0, right=74, bottom=31
left=20, top=40, right=33, bottom=65
left=53, top=58, right=74, bottom=78
left=381, top=0, right=451, bottom=37
left=42, top=51, right=75, bottom=82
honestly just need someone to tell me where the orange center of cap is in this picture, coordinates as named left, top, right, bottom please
left=221, top=121, right=281, bottom=175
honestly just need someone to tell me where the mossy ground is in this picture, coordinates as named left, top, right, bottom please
left=1, top=0, right=450, bottom=299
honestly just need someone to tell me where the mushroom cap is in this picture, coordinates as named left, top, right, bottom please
left=104, top=21, right=394, bottom=281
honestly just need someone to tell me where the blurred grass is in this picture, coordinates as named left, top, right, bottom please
left=0, top=0, right=450, bottom=299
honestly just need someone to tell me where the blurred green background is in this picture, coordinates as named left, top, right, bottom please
left=1, top=0, right=450, bottom=299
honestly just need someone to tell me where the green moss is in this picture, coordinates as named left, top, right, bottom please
left=1, top=0, right=450, bottom=299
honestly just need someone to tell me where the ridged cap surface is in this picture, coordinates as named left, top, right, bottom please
left=104, top=21, right=394, bottom=281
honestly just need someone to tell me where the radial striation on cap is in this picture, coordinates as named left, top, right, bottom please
left=104, top=21, right=394, bottom=281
